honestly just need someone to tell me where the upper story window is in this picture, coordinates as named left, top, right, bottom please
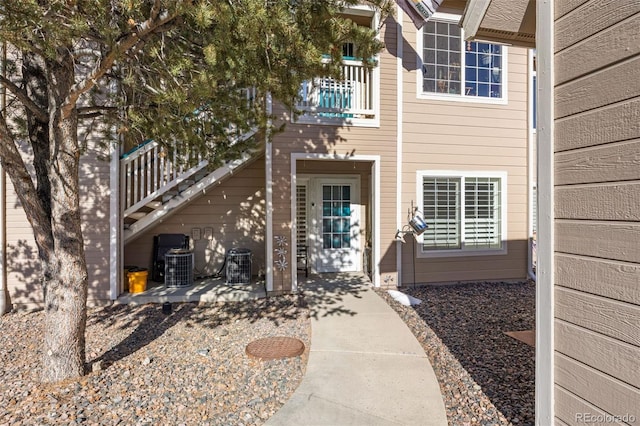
left=418, top=14, right=507, bottom=102
left=342, top=42, right=356, bottom=59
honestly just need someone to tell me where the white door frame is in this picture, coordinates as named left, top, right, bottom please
left=290, top=153, right=381, bottom=292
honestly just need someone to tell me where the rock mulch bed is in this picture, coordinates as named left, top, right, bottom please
left=377, top=280, right=535, bottom=426
left=0, top=295, right=310, bottom=426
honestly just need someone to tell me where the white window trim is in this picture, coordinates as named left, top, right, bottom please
left=415, top=12, right=508, bottom=105
left=529, top=49, right=537, bottom=134
left=416, top=170, right=508, bottom=258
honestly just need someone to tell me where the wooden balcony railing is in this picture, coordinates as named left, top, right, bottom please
left=297, top=59, right=376, bottom=120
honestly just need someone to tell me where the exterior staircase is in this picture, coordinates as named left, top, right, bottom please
left=121, top=130, right=261, bottom=243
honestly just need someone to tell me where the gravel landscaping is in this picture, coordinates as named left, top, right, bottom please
left=0, top=295, right=310, bottom=426
left=376, top=280, right=536, bottom=426
left=1, top=280, right=534, bottom=426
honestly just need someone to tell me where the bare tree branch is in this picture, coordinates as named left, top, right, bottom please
left=77, top=106, right=117, bottom=114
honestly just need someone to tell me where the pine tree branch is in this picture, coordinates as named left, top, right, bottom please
left=62, top=4, right=179, bottom=118
left=77, top=106, right=118, bottom=119
left=0, top=115, right=53, bottom=254
left=0, top=74, right=49, bottom=123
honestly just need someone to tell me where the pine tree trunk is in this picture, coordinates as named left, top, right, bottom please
left=41, top=253, right=88, bottom=382
left=41, top=120, right=88, bottom=382
left=40, top=57, right=89, bottom=383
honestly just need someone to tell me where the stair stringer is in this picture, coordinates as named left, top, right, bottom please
left=123, top=146, right=264, bottom=244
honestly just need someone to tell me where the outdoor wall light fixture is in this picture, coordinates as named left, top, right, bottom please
left=409, top=213, right=428, bottom=235
left=395, top=209, right=428, bottom=244
left=394, top=228, right=409, bottom=243
left=395, top=203, right=428, bottom=288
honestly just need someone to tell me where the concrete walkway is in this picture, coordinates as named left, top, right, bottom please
left=266, top=273, right=448, bottom=426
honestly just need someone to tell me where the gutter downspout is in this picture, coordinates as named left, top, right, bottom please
left=527, top=49, right=536, bottom=281
left=395, top=5, right=404, bottom=287
left=0, top=155, right=6, bottom=315
left=109, top=73, right=123, bottom=301
left=109, top=138, right=121, bottom=301
left=265, top=92, right=274, bottom=293
left=0, top=41, right=9, bottom=315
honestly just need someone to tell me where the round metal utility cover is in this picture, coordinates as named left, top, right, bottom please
left=245, top=336, right=305, bottom=360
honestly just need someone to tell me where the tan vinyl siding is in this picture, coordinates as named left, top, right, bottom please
left=554, top=0, right=590, bottom=19
left=555, top=1, right=640, bottom=52
left=6, top=133, right=112, bottom=309
left=553, top=4, right=640, bottom=424
left=399, top=1, right=529, bottom=284
left=556, top=139, right=640, bottom=185
left=79, top=135, right=112, bottom=304
left=124, top=156, right=266, bottom=281
left=269, top=15, right=398, bottom=290
left=5, top=185, right=41, bottom=308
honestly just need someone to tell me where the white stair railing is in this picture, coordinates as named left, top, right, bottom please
left=121, top=140, right=207, bottom=218
left=122, top=88, right=259, bottom=220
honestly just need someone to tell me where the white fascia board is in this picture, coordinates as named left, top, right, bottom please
left=461, top=0, right=492, bottom=39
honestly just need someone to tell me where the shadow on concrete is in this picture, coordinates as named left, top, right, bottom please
left=297, top=272, right=370, bottom=320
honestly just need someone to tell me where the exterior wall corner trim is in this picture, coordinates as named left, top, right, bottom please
left=535, top=0, right=555, bottom=424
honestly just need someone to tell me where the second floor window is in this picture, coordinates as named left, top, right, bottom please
left=421, top=17, right=505, bottom=100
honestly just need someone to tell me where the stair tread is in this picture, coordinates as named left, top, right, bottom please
left=128, top=212, right=147, bottom=220
left=146, top=201, right=163, bottom=209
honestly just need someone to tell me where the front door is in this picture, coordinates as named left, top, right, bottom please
left=312, top=178, right=360, bottom=273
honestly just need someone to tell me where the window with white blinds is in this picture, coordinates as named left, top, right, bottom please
left=423, top=177, right=461, bottom=249
left=419, top=171, right=506, bottom=254
left=464, top=177, right=502, bottom=249
left=296, top=184, right=308, bottom=247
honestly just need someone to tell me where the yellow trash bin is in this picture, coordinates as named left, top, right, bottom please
left=127, top=269, right=148, bottom=294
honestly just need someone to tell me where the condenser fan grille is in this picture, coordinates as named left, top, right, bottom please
left=226, top=248, right=252, bottom=285
left=165, top=250, right=194, bottom=288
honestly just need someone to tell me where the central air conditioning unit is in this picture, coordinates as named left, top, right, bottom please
left=165, top=249, right=194, bottom=288
left=225, top=248, right=252, bottom=285
left=152, top=234, right=190, bottom=282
